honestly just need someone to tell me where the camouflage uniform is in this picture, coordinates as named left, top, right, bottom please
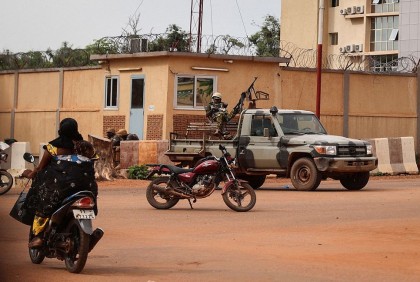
left=205, top=101, right=238, bottom=135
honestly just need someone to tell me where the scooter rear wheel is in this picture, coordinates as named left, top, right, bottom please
left=222, top=181, right=256, bottom=212
left=146, top=177, right=179, bottom=209
left=64, top=219, right=90, bottom=273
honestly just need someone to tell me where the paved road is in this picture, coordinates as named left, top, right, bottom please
left=1, top=177, right=420, bottom=282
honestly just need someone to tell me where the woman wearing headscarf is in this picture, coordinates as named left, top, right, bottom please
left=22, top=118, right=98, bottom=248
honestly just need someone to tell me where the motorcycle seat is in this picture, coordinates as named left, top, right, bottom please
left=159, top=164, right=194, bottom=174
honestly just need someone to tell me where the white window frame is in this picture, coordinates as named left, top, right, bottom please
left=174, top=75, right=217, bottom=110
left=105, top=76, right=119, bottom=109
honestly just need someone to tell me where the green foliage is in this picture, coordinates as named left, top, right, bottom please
left=249, top=15, right=280, bottom=57
left=149, top=24, right=189, bottom=52
left=85, top=38, right=119, bottom=55
left=221, top=35, right=245, bottom=54
left=127, top=165, right=149, bottom=180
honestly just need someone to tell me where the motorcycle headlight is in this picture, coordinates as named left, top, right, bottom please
left=366, top=144, right=372, bottom=155
left=314, top=145, right=336, bottom=155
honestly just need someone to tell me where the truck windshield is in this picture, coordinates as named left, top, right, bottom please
left=277, top=113, right=327, bottom=135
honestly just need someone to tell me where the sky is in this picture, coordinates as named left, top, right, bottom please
left=0, top=0, right=281, bottom=53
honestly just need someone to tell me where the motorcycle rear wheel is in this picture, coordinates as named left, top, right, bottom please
left=146, top=177, right=179, bottom=209
left=64, top=219, right=90, bottom=273
left=0, top=170, right=13, bottom=195
left=28, top=227, right=45, bottom=264
left=222, top=182, right=256, bottom=212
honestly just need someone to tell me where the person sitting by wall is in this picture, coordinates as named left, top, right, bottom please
left=105, top=128, right=116, bottom=140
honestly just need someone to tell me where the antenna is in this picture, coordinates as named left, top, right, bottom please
left=189, top=0, right=203, bottom=53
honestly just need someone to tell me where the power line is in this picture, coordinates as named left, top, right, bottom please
left=235, top=0, right=248, bottom=38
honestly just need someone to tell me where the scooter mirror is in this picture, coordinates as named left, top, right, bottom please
left=23, top=152, right=35, bottom=163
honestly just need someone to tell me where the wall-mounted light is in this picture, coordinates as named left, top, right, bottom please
left=191, top=66, right=229, bottom=72
left=118, top=67, right=142, bottom=72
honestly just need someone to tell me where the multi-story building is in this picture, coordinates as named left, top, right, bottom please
left=281, top=0, right=419, bottom=72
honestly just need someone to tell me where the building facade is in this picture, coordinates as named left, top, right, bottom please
left=281, top=0, right=420, bottom=72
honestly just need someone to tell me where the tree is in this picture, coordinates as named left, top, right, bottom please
left=85, top=38, right=119, bottom=55
left=149, top=24, right=189, bottom=52
left=249, top=15, right=280, bottom=57
left=48, top=42, right=90, bottom=67
left=220, top=35, right=245, bottom=55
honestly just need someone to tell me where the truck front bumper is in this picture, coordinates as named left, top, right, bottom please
left=314, top=156, right=378, bottom=173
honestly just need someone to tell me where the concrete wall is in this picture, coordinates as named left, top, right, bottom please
left=279, top=68, right=419, bottom=154
left=1, top=56, right=419, bottom=158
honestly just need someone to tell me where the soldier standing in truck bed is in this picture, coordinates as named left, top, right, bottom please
left=205, top=92, right=240, bottom=137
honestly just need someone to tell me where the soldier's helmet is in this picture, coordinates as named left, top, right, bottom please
left=212, top=92, right=222, bottom=100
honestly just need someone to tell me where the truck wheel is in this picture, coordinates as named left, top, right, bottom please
left=340, top=172, right=370, bottom=190
left=237, top=174, right=266, bottom=189
left=290, top=158, right=321, bottom=191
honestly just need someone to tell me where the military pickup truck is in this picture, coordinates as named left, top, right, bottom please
left=165, top=106, right=378, bottom=191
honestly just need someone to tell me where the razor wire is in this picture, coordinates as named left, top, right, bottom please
left=1, top=34, right=419, bottom=74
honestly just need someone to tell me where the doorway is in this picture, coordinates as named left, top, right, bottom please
left=129, top=76, right=145, bottom=139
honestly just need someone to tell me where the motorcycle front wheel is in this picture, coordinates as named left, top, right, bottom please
left=0, top=170, right=13, bottom=195
left=146, top=177, right=179, bottom=209
left=222, top=181, right=256, bottom=212
left=64, top=219, right=90, bottom=273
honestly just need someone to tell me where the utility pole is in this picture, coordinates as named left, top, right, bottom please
left=316, top=0, right=325, bottom=118
left=189, top=0, right=203, bottom=53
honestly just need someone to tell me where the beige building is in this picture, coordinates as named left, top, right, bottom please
left=281, top=0, right=418, bottom=72
left=0, top=52, right=287, bottom=154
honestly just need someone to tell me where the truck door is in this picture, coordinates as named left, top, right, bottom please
left=237, top=115, right=283, bottom=170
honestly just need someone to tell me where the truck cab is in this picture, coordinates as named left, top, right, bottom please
left=236, top=107, right=377, bottom=190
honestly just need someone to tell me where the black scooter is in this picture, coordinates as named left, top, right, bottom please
left=23, top=152, right=104, bottom=273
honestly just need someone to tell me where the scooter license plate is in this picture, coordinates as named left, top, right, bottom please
left=73, top=209, right=95, bottom=219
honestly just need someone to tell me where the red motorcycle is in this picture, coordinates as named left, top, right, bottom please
left=146, top=144, right=256, bottom=212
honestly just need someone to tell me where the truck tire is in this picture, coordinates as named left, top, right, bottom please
left=237, top=174, right=266, bottom=190
left=290, top=158, right=321, bottom=191
left=340, top=172, right=370, bottom=190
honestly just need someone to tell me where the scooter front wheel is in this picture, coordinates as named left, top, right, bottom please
left=146, top=177, right=179, bottom=209
left=222, top=181, right=256, bottom=212
left=28, top=227, right=45, bottom=264
left=0, top=170, right=13, bottom=195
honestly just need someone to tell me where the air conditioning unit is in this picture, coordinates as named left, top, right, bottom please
left=140, top=38, right=148, bottom=52
left=339, top=46, right=347, bottom=53
left=356, top=5, right=364, bottom=14
left=351, top=6, right=357, bottom=14
left=339, top=9, right=347, bottom=15
left=346, top=44, right=355, bottom=53
left=130, top=38, right=141, bottom=53
left=354, top=44, right=363, bottom=52
left=346, top=7, right=353, bottom=14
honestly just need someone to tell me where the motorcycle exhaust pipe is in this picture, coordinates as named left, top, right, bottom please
left=152, top=184, right=190, bottom=199
left=89, top=228, right=104, bottom=252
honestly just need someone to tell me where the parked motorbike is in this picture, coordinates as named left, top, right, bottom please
left=23, top=152, right=104, bottom=273
left=0, top=142, right=13, bottom=195
left=146, top=144, right=256, bottom=212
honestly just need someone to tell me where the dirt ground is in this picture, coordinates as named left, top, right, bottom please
left=1, top=175, right=420, bottom=281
